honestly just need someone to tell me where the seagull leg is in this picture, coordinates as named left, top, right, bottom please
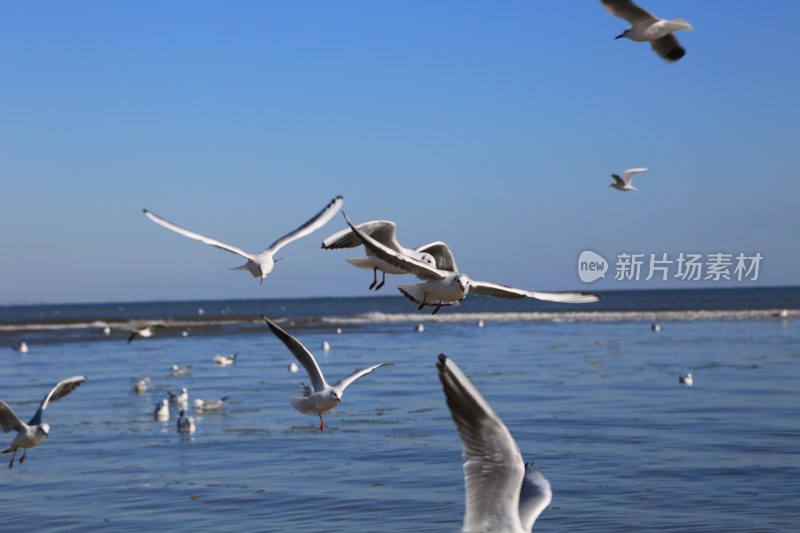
left=369, top=268, right=378, bottom=290
left=418, top=292, right=427, bottom=311
left=318, top=413, right=325, bottom=432
left=432, top=304, right=441, bottom=315
left=8, top=449, right=16, bottom=469
left=19, top=449, right=26, bottom=464
left=375, top=271, right=386, bottom=291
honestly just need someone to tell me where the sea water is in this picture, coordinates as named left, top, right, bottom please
left=1, top=288, right=798, bottom=532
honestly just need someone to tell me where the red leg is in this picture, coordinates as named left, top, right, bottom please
left=8, top=449, right=16, bottom=469
left=318, top=413, right=325, bottom=432
left=369, top=268, right=378, bottom=290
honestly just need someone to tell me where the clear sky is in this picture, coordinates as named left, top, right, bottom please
left=1, top=1, right=798, bottom=304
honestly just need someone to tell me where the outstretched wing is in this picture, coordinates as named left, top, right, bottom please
left=262, top=316, right=327, bottom=392
left=322, top=220, right=400, bottom=251
left=143, top=209, right=254, bottom=260
left=334, top=362, right=394, bottom=391
left=342, top=212, right=446, bottom=280
left=519, top=462, right=553, bottom=532
left=265, top=196, right=343, bottom=254
left=611, top=174, right=626, bottom=187
left=28, top=375, right=87, bottom=426
left=437, top=354, right=526, bottom=532
left=650, top=34, right=685, bottom=62
left=622, top=167, right=649, bottom=183
left=470, top=280, right=601, bottom=303
left=0, top=401, right=25, bottom=433
left=600, top=0, right=657, bottom=25
left=416, top=241, right=459, bottom=272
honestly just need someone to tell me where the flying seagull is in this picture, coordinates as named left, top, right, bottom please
left=0, top=375, right=87, bottom=469
left=143, top=196, right=343, bottom=284
left=126, top=323, right=167, bottom=344
left=438, top=354, right=552, bottom=532
left=342, top=212, right=600, bottom=314
left=322, top=220, right=456, bottom=291
left=262, top=316, right=393, bottom=431
left=601, top=0, right=693, bottom=62
left=610, top=167, right=649, bottom=191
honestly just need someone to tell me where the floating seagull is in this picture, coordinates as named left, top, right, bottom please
left=651, top=323, right=660, bottom=332
left=610, top=167, right=649, bottom=191
left=262, top=316, right=393, bottom=431
left=126, top=324, right=167, bottom=344
left=193, top=397, right=229, bottom=411
left=170, top=364, right=191, bottom=377
left=12, top=341, right=28, bottom=354
left=0, top=375, right=87, bottom=469
left=336, top=327, right=342, bottom=335
left=168, top=387, right=189, bottom=406
left=415, top=323, right=425, bottom=333
left=143, top=196, right=343, bottom=285
left=177, top=410, right=196, bottom=433
left=437, top=354, right=552, bottom=532
left=601, top=0, right=693, bottom=62
left=322, top=220, right=456, bottom=290
left=775, top=309, right=789, bottom=319
left=477, top=319, right=485, bottom=328
left=321, top=340, right=331, bottom=352
left=288, top=362, right=299, bottom=373
left=679, top=372, right=693, bottom=386
left=154, top=399, right=170, bottom=421
left=133, top=378, right=150, bottom=394
left=213, top=354, right=237, bottom=366
left=342, top=212, right=600, bottom=314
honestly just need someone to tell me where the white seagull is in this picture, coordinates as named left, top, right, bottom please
left=0, top=375, right=87, bottom=469
left=12, top=341, right=29, bottom=354
left=126, top=324, right=167, bottom=344
left=262, top=316, right=393, bottom=431
left=322, top=220, right=456, bottom=290
left=170, top=364, right=191, bottom=377
left=168, top=387, right=189, bottom=407
left=143, top=196, right=343, bottom=285
left=438, top=354, right=552, bottom=532
left=193, top=397, right=229, bottom=411
left=679, top=372, right=693, bottom=386
left=342, top=212, right=600, bottom=314
left=177, top=410, right=196, bottom=433
left=601, top=0, right=693, bottom=62
left=154, top=399, right=170, bottom=421
left=610, top=167, right=649, bottom=191
left=212, top=354, right=237, bottom=366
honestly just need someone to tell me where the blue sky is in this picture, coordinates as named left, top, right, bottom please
left=1, top=1, right=798, bottom=304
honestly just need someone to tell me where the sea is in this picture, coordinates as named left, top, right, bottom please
left=1, top=287, right=798, bottom=532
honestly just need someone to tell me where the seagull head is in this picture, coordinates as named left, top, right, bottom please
left=39, top=423, right=51, bottom=437
left=455, top=274, right=470, bottom=295
left=330, top=390, right=342, bottom=404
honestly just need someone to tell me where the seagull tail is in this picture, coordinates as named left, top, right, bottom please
left=345, top=258, right=375, bottom=270
left=289, top=396, right=317, bottom=415
left=398, top=285, right=426, bottom=306
left=670, top=18, right=693, bottom=31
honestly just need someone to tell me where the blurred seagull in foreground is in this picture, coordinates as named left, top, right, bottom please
left=0, top=375, right=87, bottom=469
left=143, top=196, right=343, bottom=285
left=437, top=354, right=551, bottom=532
left=213, top=354, right=237, bottom=366
left=177, top=410, right=196, bottom=433
left=322, top=219, right=456, bottom=291
left=262, top=316, right=393, bottom=431
left=342, top=212, right=600, bottom=314
left=601, top=0, right=693, bottom=62
left=610, top=167, right=649, bottom=191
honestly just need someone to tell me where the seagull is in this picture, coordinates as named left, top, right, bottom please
left=12, top=341, right=28, bottom=354
left=342, top=212, right=600, bottom=314
left=126, top=324, right=167, bottom=344
left=437, top=354, right=552, bottom=532
left=679, top=372, right=693, bottom=386
left=193, top=397, right=229, bottom=411
left=143, top=196, right=343, bottom=285
left=154, top=399, right=170, bottom=421
left=133, top=378, right=150, bottom=394
left=212, top=354, right=237, bottom=366
left=168, top=387, right=189, bottom=406
left=288, top=362, right=299, bottom=373
left=0, top=375, right=87, bottom=469
left=321, top=340, right=331, bottom=352
left=601, top=0, right=693, bottom=62
left=415, top=323, right=425, bottom=333
left=610, top=167, right=649, bottom=191
left=322, top=220, right=456, bottom=290
left=651, top=323, right=661, bottom=332
left=177, top=410, right=196, bottom=433
left=262, top=316, right=393, bottom=431
left=170, top=364, right=191, bottom=377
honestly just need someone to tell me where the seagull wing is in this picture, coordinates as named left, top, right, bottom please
left=437, top=354, right=526, bottom=532
left=322, top=220, right=400, bottom=251
left=650, top=34, right=686, bottom=62
left=264, top=196, right=343, bottom=254
left=342, top=212, right=446, bottom=280
left=611, top=174, right=626, bottom=187
left=143, top=209, right=255, bottom=260
left=600, top=0, right=657, bottom=25
left=262, top=316, right=328, bottom=391
left=28, top=375, right=87, bottom=426
left=519, top=463, right=553, bottom=532
left=622, top=167, right=649, bottom=184
left=416, top=241, right=459, bottom=272
left=0, top=401, right=25, bottom=433
left=471, top=280, right=601, bottom=303
left=334, top=362, right=394, bottom=392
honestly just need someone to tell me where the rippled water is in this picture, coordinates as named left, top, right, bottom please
left=1, top=295, right=798, bottom=532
